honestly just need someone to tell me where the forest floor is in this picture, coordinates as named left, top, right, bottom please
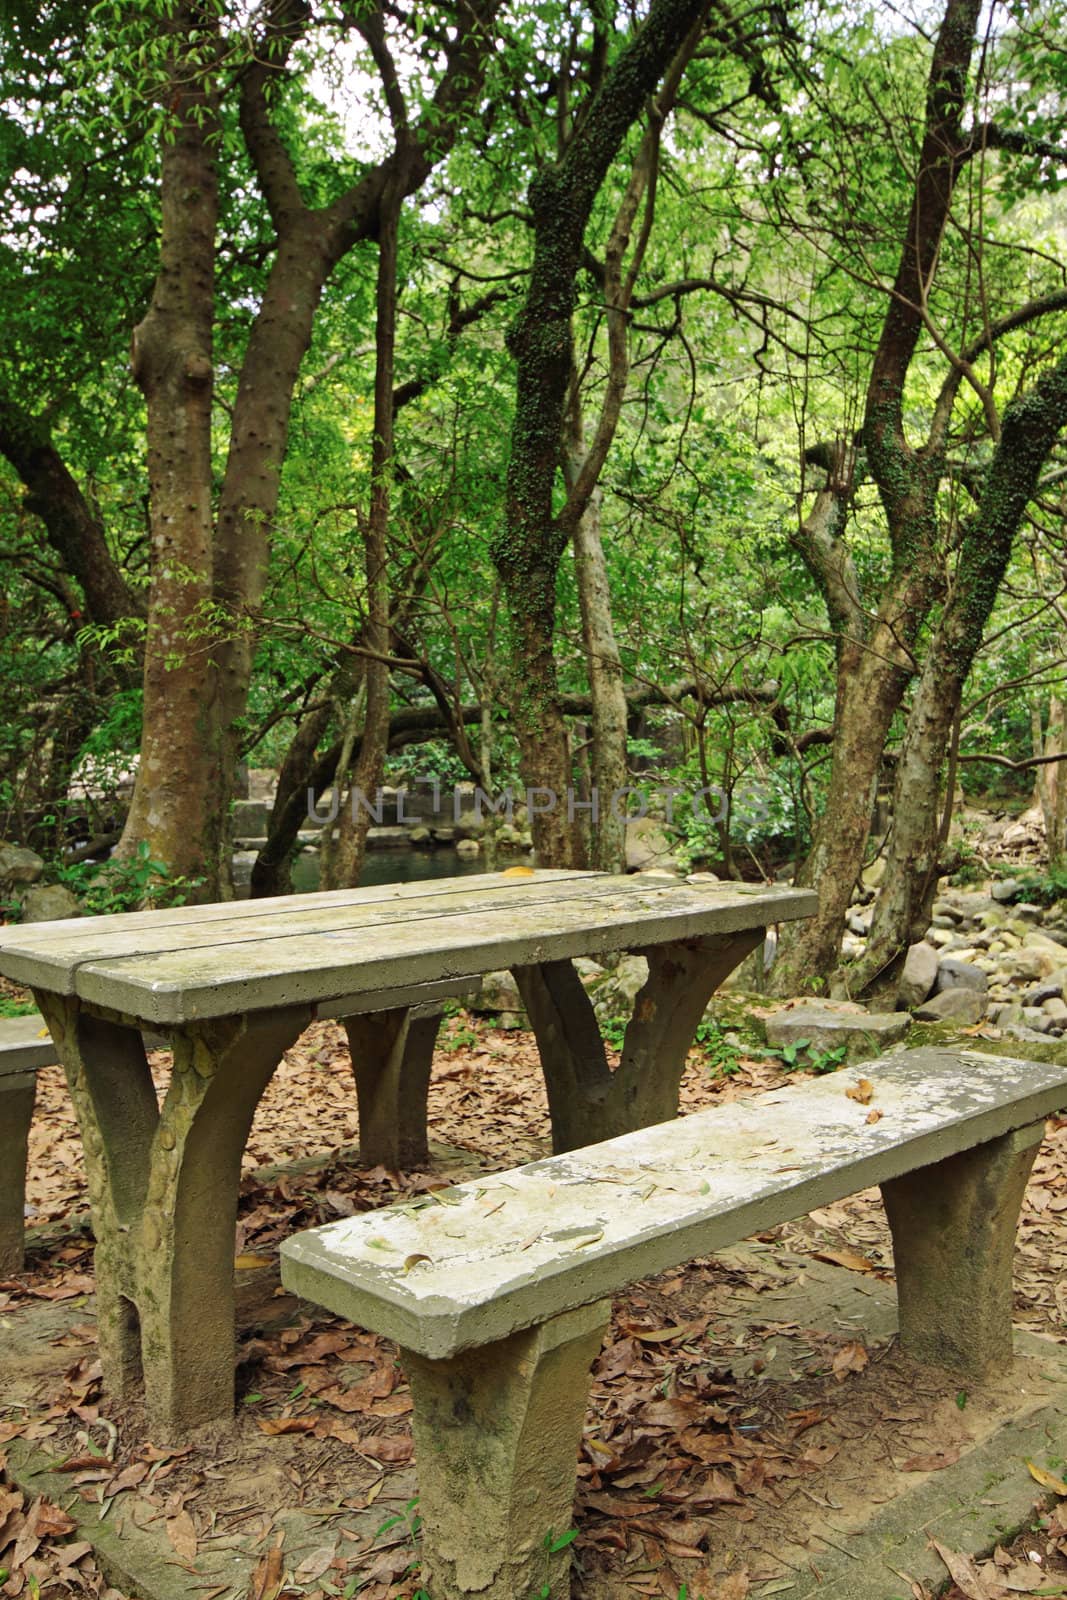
left=3, top=999, right=1067, bottom=1600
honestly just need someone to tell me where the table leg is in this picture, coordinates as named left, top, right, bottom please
left=343, top=1003, right=442, bottom=1168
left=0, top=1072, right=36, bottom=1277
left=513, top=929, right=764, bottom=1152
left=34, top=995, right=311, bottom=1440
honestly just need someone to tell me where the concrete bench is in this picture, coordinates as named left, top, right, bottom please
left=281, top=1047, right=1067, bottom=1600
left=0, top=1014, right=59, bottom=1276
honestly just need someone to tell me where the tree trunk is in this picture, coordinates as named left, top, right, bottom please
left=565, top=401, right=629, bottom=872
left=855, top=351, right=1067, bottom=988
left=771, top=640, right=906, bottom=992
left=331, top=182, right=402, bottom=888
left=493, top=0, right=708, bottom=868
left=118, top=7, right=223, bottom=894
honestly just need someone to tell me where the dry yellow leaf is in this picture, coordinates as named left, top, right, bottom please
left=866, top=1108, right=883, bottom=1124
left=234, top=1252, right=274, bottom=1270
left=502, top=866, right=535, bottom=877
left=846, top=1078, right=874, bottom=1105
left=1027, top=1458, right=1067, bottom=1496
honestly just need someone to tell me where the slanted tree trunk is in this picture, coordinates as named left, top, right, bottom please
left=773, top=0, right=982, bottom=991
left=855, top=352, right=1067, bottom=989
left=118, top=6, right=223, bottom=891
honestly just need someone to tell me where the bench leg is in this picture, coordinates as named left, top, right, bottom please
left=34, top=994, right=311, bottom=1441
left=402, top=1300, right=610, bottom=1600
left=344, top=1004, right=441, bottom=1168
left=0, top=1073, right=36, bottom=1277
left=881, top=1122, right=1043, bottom=1378
left=514, top=929, right=763, bottom=1152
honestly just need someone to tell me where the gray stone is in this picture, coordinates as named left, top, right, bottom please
left=625, top=816, right=678, bottom=872
left=765, top=1006, right=910, bottom=1063
left=408, top=826, right=433, bottom=846
left=18, top=884, right=82, bottom=923
left=935, top=958, right=988, bottom=996
left=1043, top=997, right=1067, bottom=1024
left=466, top=969, right=525, bottom=1020
left=898, top=941, right=939, bottom=1008
left=0, top=844, right=44, bottom=886
left=991, top=878, right=1019, bottom=902
left=1026, top=982, right=1063, bottom=1005
left=1014, top=902, right=1045, bottom=923
left=231, top=798, right=271, bottom=839
left=455, top=838, right=481, bottom=858
left=591, top=954, right=650, bottom=1019
left=914, top=988, right=987, bottom=1025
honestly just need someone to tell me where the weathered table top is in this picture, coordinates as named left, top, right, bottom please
left=0, top=869, right=816, bottom=1025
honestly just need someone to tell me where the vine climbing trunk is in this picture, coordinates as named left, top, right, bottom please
left=492, top=0, right=709, bottom=868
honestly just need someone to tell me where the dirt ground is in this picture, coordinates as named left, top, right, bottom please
left=3, top=1003, right=1067, bottom=1600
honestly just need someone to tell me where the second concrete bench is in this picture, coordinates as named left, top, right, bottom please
left=0, top=1013, right=58, bottom=1275
left=282, top=1047, right=1067, bottom=1600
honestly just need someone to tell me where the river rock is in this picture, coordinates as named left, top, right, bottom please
left=765, top=1006, right=910, bottom=1064
left=935, top=958, right=988, bottom=996
left=898, top=942, right=939, bottom=1008
left=991, top=878, right=1019, bottom=902
left=466, top=969, right=525, bottom=1025
left=455, top=837, right=480, bottom=857
left=0, top=843, right=44, bottom=885
left=914, top=988, right=987, bottom=1024
left=18, top=883, right=82, bottom=922
left=625, top=817, right=678, bottom=872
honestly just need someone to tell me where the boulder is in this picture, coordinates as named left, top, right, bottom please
left=764, top=1005, right=910, bottom=1064
left=466, top=969, right=525, bottom=1025
left=935, top=958, right=988, bottom=996
left=0, top=843, right=44, bottom=885
left=625, top=817, right=678, bottom=873
left=914, top=988, right=987, bottom=1025
left=991, top=878, right=1019, bottom=903
left=455, top=837, right=481, bottom=857
left=898, top=942, right=939, bottom=1009
left=18, top=883, right=82, bottom=922
left=592, top=954, right=650, bottom=1019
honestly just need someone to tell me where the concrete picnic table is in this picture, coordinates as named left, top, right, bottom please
left=0, top=868, right=814, bottom=1439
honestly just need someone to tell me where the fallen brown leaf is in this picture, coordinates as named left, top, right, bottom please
left=846, top=1079, right=874, bottom=1105
left=901, top=1448, right=960, bottom=1472
left=165, top=1508, right=198, bottom=1562
left=258, top=1416, right=317, bottom=1437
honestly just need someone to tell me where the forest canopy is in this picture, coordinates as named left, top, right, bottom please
left=1, top=0, right=1066, bottom=997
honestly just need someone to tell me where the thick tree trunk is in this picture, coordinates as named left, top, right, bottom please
left=772, top=641, right=906, bottom=992
left=118, top=8, right=223, bottom=893
left=855, top=352, right=1067, bottom=988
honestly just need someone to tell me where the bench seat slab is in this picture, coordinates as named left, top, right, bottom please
left=882, top=1121, right=1043, bottom=1377
left=34, top=993, right=312, bottom=1440
left=281, top=1048, right=1067, bottom=1362
left=404, top=1300, right=611, bottom=1600
left=0, top=1072, right=36, bottom=1276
